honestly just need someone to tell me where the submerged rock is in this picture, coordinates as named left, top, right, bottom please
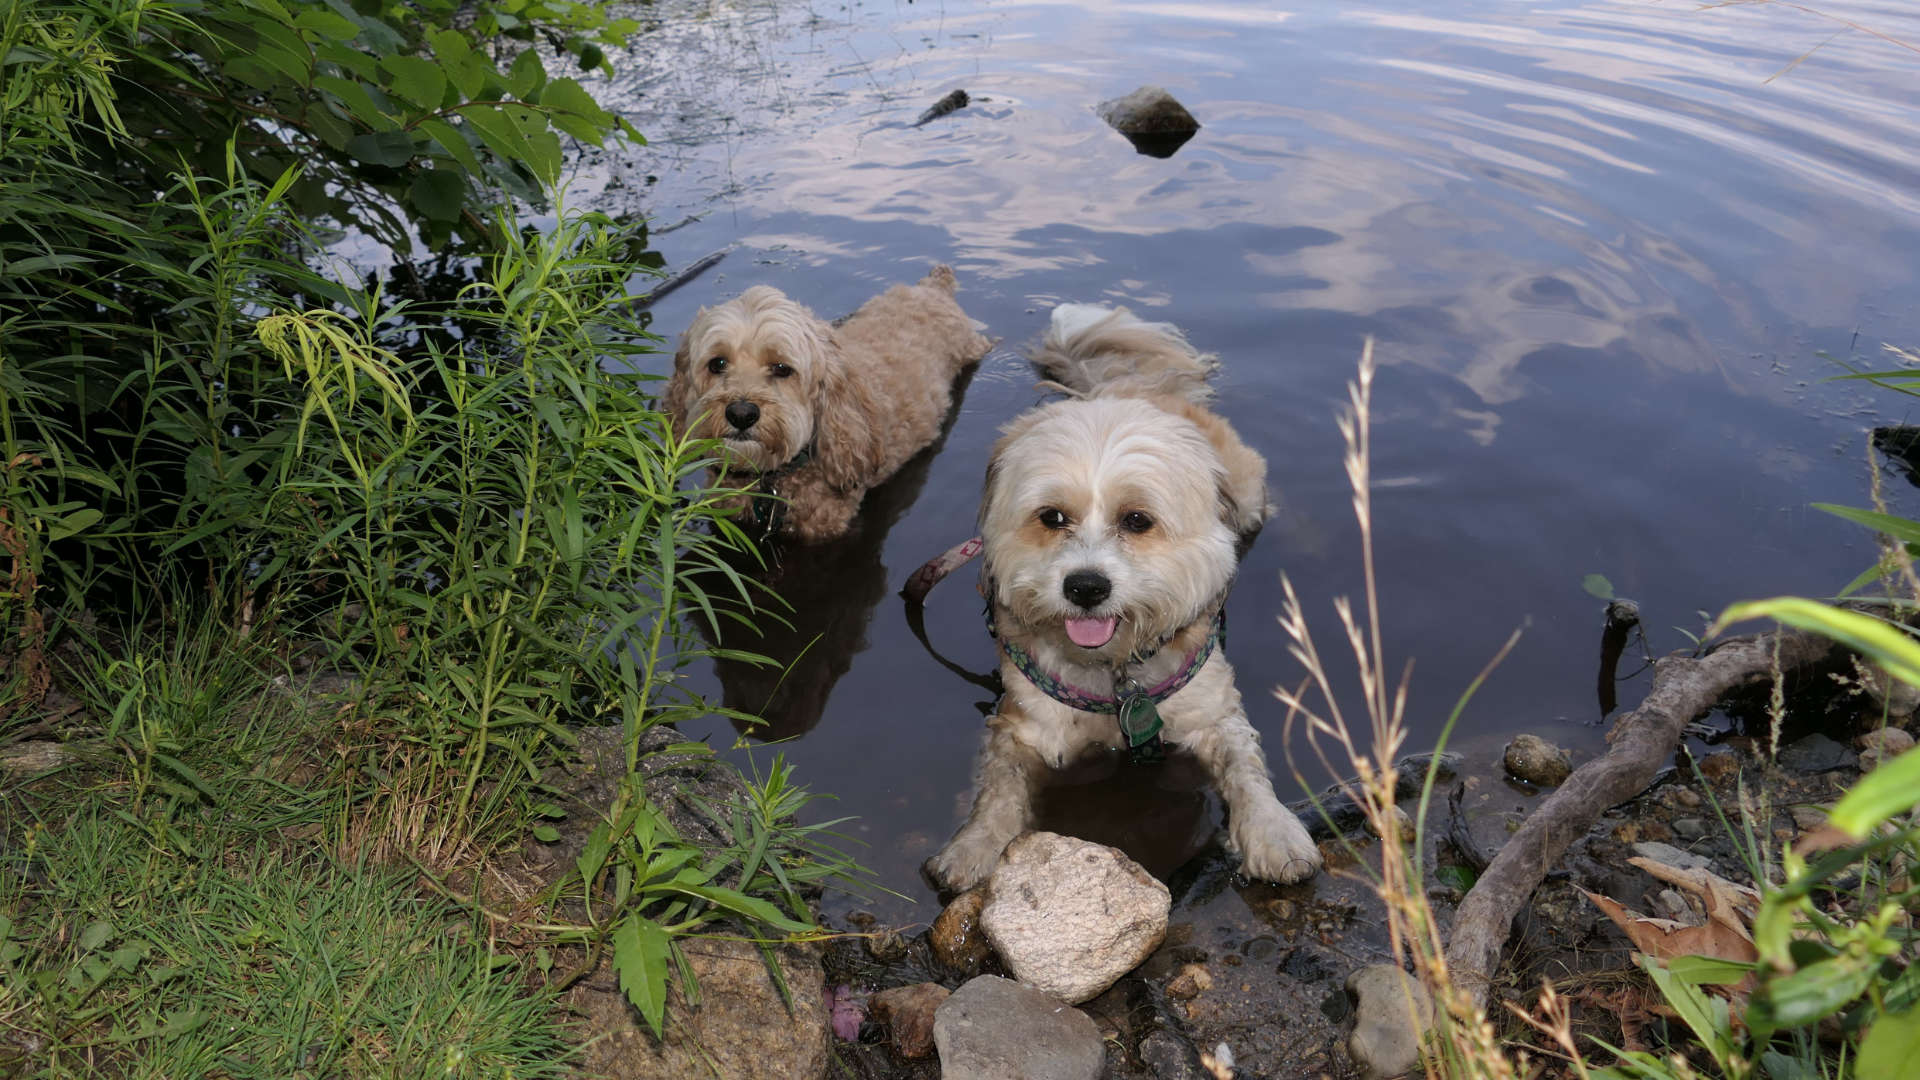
left=870, top=982, right=949, bottom=1060
left=1345, top=964, right=1434, bottom=1080
left=933, top=975, right=1105, bottom=1080
left=981, top=831, right=1170, bottom=1004
left=1095, top=85, right=1200, bottom=158
left=1503, top=734, right=1572, bottom=786
left=930, top=887, right=995, bottom=975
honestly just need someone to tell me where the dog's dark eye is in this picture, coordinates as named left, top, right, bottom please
left=1120, top=510, right=1154, bottom=534
left=769, top=362, right=795, bottom=379
left=1037, top=507, right=1069, bottom=530
left=706, top=356, right=727, bottom=374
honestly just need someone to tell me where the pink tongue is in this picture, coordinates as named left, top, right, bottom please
left=1066, top=616, right=1118, bottom=649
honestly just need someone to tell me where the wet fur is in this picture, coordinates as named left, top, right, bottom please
left=664, top=266, right=990, bottom=542
left=926, top=304, right=1320, bottom=891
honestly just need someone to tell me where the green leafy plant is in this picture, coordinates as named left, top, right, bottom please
left=565, top=753, right=859, bottom=1039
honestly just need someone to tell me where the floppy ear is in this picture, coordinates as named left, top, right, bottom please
left=1158, top=396, right=1271, bottom=538
left=977, top=411, right=1046, bottom=532
left=661, top=324, right=698, bottom=436
left=810, top=329, right=886, bottom=493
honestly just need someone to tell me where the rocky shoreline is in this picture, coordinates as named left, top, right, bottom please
left=534, top=656, right=1912, bottom=1080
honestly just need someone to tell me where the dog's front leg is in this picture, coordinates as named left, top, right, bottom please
left=780, top=482, right=862, bottom=543
left=1179, top=712, right=1322, bottom=884
left=926, top=719, right=1048, bottom=891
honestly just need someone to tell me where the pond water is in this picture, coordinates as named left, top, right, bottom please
left=574, top=0, right=1920, bottom=922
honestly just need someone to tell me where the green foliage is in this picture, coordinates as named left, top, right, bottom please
left=0, top=818, right=573, bottom=1078
left=242, top=207, right=761, bottom=839
left=26, top=0, right=640, bottom=250
left=569, top=754, right=860, bottom=1040
left=0, top=0, right=871, bottom=1064
left=0, top=0, right=643, bottom=633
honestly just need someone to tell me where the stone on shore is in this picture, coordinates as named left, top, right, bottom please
left=1345, top=964, right=1434, bottom=1079
left=981, top=832, right=1170, bottom=1004
left=933, top=975, right=1105, bottom=1080
left=870, top=982, right=950, bottom=1060
left=930, top=887, right=995, bottom=975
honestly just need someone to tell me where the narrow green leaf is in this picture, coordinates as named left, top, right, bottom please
left=1666, top=954, right=1756, bottom=986
left=46, top=507, right=102, bottom=541
left=577, top=820, right=611, bottom=886
left=669, top=884, right=814, bottom=933
left=1582, top=573, right=1614, bottom=600
left=1712, top=597, right=1920, bottom=688
left=1813, top=502, right=1920, bottom=546
left=1830, top=744, right=1920, bottom=836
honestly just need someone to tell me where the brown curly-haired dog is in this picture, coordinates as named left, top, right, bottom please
left=664, top=266, right=990, bottom=542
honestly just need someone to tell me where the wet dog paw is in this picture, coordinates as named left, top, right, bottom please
left=1230, top=805, right=1322, bottom=884
left=925, top=832, right=1007, bottom=892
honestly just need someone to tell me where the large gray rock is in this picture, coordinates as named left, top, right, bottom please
left=981, top=832, right=1170, bottom=1004
left=1346, top=964, right=1434, bottom=1079
left=933, top=975, right=1105, bottom=1080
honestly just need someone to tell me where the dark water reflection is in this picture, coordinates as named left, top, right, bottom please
left=576, top=0, right=1920, bottom=919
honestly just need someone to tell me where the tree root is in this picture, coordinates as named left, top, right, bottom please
left=1443, top=628, right=1835, bottom=1007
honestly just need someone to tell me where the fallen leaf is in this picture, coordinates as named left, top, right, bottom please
left=1626, top=857, right=1760, bottom=943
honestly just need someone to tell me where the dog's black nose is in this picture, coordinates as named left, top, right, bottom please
left=1062, top=570, right=1111, bottom=610
left=724, top=400, right=760, bottom=431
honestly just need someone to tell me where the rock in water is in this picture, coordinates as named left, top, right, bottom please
left=930, top=887, right=994, bottom=975
left=870, top=982, right=950, bottom=1060
left=1095, top=85, right=1200, bottom=158
left=1503, top=733, right=1572, bottom=786
left=915, top=88, right=970, bottom=126
left=980, top=832, right=1170, bottom=1004
left=1346, top=964, right=1434, bottom=1079
left=933, top=975, right=1105, bottom=1080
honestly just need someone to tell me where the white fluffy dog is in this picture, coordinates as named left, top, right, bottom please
left=663, top=266, right=989, bottom=543
left=926, top=303, right=1322, bottom=891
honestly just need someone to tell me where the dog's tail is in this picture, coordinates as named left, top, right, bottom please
left=1030, top=303, right=1217, bottom=403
